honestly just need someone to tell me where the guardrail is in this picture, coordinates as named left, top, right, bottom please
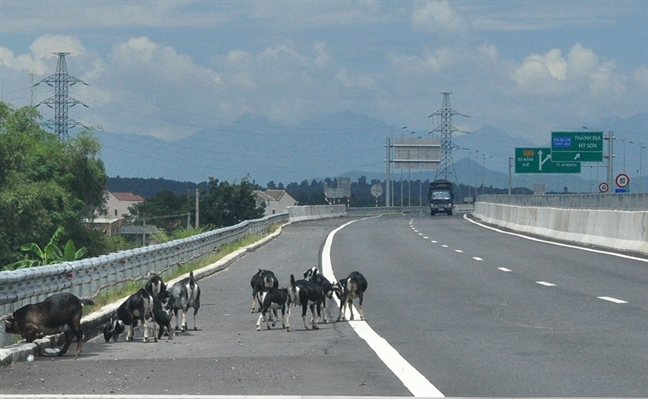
left=0, top=213, right=288, bottom=319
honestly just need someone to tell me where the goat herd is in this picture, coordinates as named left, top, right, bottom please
left=2, top=267, right=367, bottom=358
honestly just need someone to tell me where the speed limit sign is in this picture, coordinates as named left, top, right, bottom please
left=598, top=182, right=609, bottom=193
left=615, top=173, right=630, bottom=188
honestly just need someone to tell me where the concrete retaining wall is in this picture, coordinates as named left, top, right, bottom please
left=288, top=204, right=346, bottom=221
left=474, top=202, right=648, bottom=255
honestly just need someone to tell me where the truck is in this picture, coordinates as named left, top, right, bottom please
left=427, top=179, right=454, bottom=216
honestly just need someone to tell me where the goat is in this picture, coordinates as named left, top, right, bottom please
left=3, top=293, right=94, bottom=356
left=151, top=290, right=174, bottom=340
left=255, top=287, right=290, bottom=331
left=102, top=317, right=124, bottom=342
left=145, top=273, right=167, bottom=298
left=169, top=271, right=201, bottom=332
left=250, top=269, right=278, bottom=313
left=335, top=271, right=368, bottom=322
left=114, top=288, right=154, bottom=342
left=145, top=274, right=173, bottom=340
left=287, top=274, right=324, bottom=331
left=302, top=266, right=338, bottom=323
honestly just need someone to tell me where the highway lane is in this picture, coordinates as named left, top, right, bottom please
left=0, top=219, right=411, bottom=397
left=330, top=213, right=647, bottom=397
left=1, top=213, right=646, bottom=397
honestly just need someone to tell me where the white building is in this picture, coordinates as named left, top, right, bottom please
left=254, top=190, right=298, bottom=216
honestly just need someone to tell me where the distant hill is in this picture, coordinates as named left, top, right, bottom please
left=97, top=111, right=647, bottom=193
left=107, top=177, right=199, bottom=198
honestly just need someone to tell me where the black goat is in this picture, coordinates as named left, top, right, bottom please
left=335, top=271, right=368, bottom=322
left=4, top=293, right=94, bottom=356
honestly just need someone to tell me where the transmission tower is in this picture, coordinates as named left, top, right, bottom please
left=35, top=52, right=88, bottom=140
left=430, top=92, right=468, bottom=183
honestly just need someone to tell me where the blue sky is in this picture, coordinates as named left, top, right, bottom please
left=1, top=1, right=646, bottom=147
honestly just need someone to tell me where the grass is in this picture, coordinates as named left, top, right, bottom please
left=84, top=223, right=283, bottom=315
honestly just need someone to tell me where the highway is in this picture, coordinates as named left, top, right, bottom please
left=1, top=213, right=646, bottom=398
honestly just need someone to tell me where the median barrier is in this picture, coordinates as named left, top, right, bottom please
left=474, top=200, right=648, bottom=255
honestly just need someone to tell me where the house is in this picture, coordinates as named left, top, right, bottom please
left=254, top=190, right=298, bottom=216
left=105, top=191, right=145, bottom=219
left=88, top=191, right=145, bottom=237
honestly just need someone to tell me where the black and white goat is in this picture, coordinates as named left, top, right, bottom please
left=169, top=271, right=201, bottom=332
left=287, top=274, right=325, bottom=331
left=250, top=269, right=278, bottom=313
left=145, top=273, right=167, bottom=298
left=4, top=293, right=94, bottom=356
left=145, top=274, right=173, bottom=340
left=102, top=317, right=124, bottom=342
left=335, top=271, right=368, bottom=322
left=114, top=288, right=154, bottom=342
left=255, top=287, right=290, bottom=331
left=302, top=266, right=338, bottom=324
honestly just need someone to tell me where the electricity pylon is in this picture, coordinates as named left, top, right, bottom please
left=35, top=52, right=88, bottom=140
left=430, top=92, right=468, bottom=183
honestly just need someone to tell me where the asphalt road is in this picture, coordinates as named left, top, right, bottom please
left=1, top=213, right=646, bottom=398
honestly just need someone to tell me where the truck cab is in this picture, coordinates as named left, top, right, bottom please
left=428, top=179, right=454, bottom=216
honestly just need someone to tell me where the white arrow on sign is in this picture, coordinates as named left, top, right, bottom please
left=574, top=153, right=581, bottom=160
left=538, top=150, right=552, bottom=171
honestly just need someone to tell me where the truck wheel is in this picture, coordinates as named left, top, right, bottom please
left=430, top=210, right=436, bottom=216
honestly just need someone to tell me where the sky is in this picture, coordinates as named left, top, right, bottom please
left=0, top=1, right=647, bottom=177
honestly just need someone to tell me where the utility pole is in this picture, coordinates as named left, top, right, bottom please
left=194, top=188, right=200, bottom=228
left=35, top=52, right=88, bottom=140
left=430, top=92, right=468, bottom=184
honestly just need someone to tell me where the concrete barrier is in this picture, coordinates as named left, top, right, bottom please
left=288, top=204, right=346, bottom=221
left=474, top=202, right=648, bottom=255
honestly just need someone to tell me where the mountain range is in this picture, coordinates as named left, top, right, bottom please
left=97, top=111, right=647, bottom=193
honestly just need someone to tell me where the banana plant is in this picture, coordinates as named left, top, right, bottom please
left=8, top=226, right=87, bottom=269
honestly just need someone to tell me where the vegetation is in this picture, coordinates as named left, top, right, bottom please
left=0, top=103, right=109, bottom=270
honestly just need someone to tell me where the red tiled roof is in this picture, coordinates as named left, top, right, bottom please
left=111, top=192, right=145, bottom=202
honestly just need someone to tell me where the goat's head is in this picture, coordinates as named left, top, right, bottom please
left=303, top=266, right=319, bottom=281
left=2, top=314, right=16, bottom=334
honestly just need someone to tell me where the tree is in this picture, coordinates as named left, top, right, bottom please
left=0, top=103, right=109, bottom=269
left=201, top=175, right=265, bottom=228
left=128, top=190, right=192, bottom=231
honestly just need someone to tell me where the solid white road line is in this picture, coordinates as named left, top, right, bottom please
left=322, top=218, right=445, bottom=398
left=598, top=296, right=628, bottom=304
left=536, top=281, right=556, bottom=287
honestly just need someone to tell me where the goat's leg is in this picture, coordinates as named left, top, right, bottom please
left=311, top=303, right=320, bottom=330
left=348, top=300, right=355, bottom=320
left=142, top=317, right=149, bottom=343
left=301, top=303, right=310, bottom=330
left=126, top=323, right=135, bottom=341
left=336, top=295, right=347, bottom=322
left=192, top=307, right=198, bottom=331
left=256, top=312, right=265, bottom=331
left=285, top=305, right=292, bottom=332
left=181, top=310, right=188, bottom=332
left=358, top=293, right=365, bottom=321
left=59, top=331, right=74, bottom=356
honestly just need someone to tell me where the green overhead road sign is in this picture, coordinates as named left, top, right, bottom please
left=515, top=148, right=581, bottom=174
left=551, top=131, right=603, bottom=162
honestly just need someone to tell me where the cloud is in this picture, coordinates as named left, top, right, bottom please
left=411, top=1, right=469, bottom=33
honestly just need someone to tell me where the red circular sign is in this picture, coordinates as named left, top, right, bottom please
left=598, top=182, right=609, bottom=193
left=615, top=173, right=630, bottom=188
